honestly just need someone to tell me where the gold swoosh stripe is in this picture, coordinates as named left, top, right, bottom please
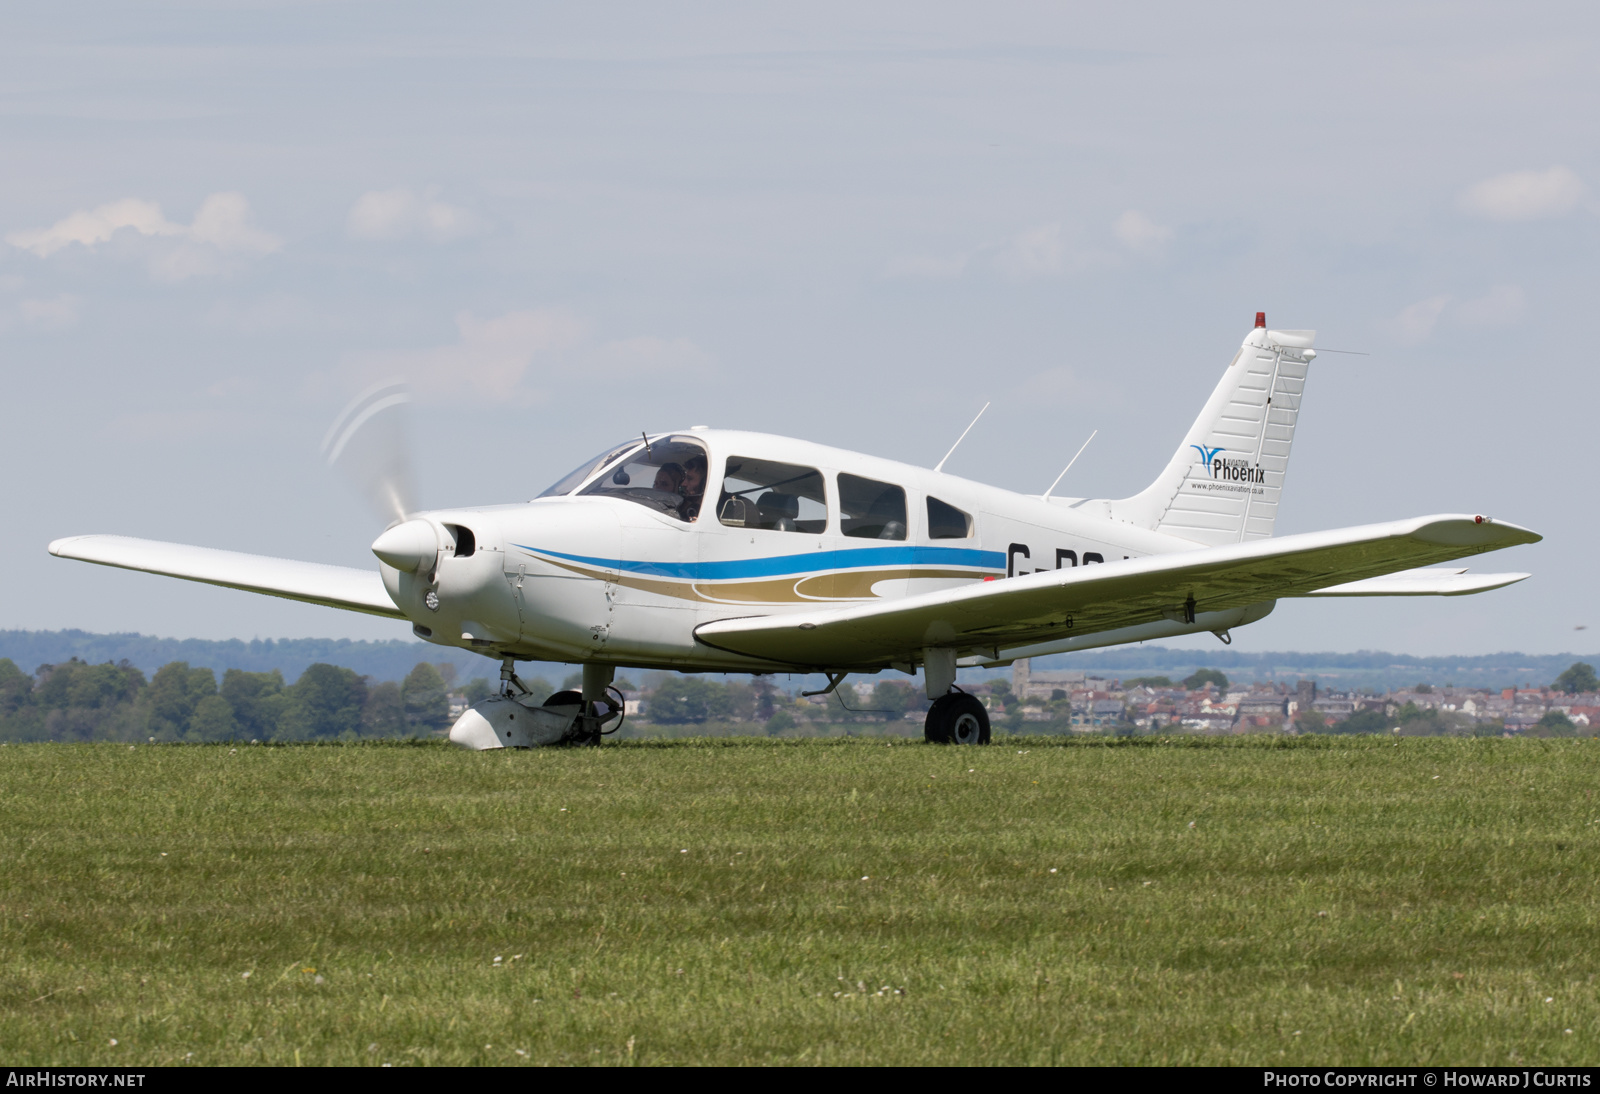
left=533, top=556, right=983, bottom=604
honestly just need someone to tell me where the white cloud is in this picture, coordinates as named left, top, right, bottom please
left=347, top=188, right=481, bottom=242
left=1111, top=210, right=1172, bottom=252
left=1394, top=295, right=1451, bottom=344
left=888, top=218, right=1153, bottom=283
left=1459, top=167, right=1585, bottom=222
left=6, top=198, right=178, bottom=257
left=187, top=193, right=281, bottom=254
left=149, top=245, right=226, bottom=282
left=18, top=294, right=80, bottom=329
left=435, top=309, right=585, bottom=397
left=347, top=190, right=414, bottom=240
left=881, top=254, right=968, bottom=280
left=1455, top=284, right=1525, bottom=328
left=204, top=294, right=318, bottom=335
left=4, top=193, right=280, bottom=279
left=1392, top=285, right=1527, bottom=344
left=343, top=308, right=714, bottom=403
left=353, top=308, right=587, bottom=401
left=993, top=222, right=1063, bottom=280
left=1025, top=364, right=1125, bottom=409
left=590, top=335, right=713, bottom=376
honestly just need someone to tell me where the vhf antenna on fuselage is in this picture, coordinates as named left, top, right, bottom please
left=933, top=402, right=990, bottom=474
left=1041, top=429, right=1097, bottom=500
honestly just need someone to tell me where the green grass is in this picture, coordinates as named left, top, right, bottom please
left=2, top=736, right=1598, bottom=1066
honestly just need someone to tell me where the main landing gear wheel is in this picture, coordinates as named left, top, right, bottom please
left=542, top=689, right=620, bottom=746
left=924, top=692, right=991, bottom=745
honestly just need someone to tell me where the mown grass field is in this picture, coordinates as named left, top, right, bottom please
left=1, top=736, right=1598, bottom=1066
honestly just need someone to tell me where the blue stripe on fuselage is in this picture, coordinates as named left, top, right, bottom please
left=513, top=544, right=1005, bottom=581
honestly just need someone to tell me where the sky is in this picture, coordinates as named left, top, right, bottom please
left=1, top=2, right=1595, bottom=657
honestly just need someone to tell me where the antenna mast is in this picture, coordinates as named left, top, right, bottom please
left=933, top=402, right=990, bottom=473
left=1041, top=430, right=1097, bottom=500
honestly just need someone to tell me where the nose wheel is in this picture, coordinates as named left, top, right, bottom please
left=924, top=690, right=991, bottom=745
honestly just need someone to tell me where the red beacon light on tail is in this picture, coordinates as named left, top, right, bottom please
left=1255, top=311, right=1266, bottom=328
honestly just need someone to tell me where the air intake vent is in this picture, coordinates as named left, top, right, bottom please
left=445, top=524, right=476, bottom=557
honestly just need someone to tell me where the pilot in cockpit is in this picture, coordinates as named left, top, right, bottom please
left=653, top=462, right=685, bottom=495
left=679, top=455, right=707, bottom=522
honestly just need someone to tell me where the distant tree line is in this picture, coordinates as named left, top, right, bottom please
left=0, top=658, right=487, bottom=743
left=10, top=655, right=1595, bottom=743
left=0, top=630, right=493, bottom=685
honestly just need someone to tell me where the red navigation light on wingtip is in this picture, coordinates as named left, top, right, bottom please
left=1255, top=311, right=1266, bottom=328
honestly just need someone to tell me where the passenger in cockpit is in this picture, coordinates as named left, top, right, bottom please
left=653, top=462, right=685, bottom=495
left=680, top=455, right=707, bottom=522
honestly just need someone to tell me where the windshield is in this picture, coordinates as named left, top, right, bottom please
left=577, top=435, right=710, bottom=522
left=537, top=440, right=643, bottom=498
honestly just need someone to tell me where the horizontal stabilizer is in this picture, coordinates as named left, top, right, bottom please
left=48, top=535, right=405, bottom=620
left=1307, top=567, right=1530, bottom=597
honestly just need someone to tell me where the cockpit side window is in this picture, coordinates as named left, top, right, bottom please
left=577, top=436, right=710, bottom=522
left=717, top=457, right=827, bottom=534
left=537, top=439, right=642, bottom=498
left=839, top=474, right=907, bottom=540
left=927, top=496, right=974, bottom=539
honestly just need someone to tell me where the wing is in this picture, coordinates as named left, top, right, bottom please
left=49, top=535, right=406, bottom=620
left=693, top=514, right=1538, bottom=667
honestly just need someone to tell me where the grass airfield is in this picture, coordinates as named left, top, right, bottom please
left=1, top=736, right=1597, bottom=1067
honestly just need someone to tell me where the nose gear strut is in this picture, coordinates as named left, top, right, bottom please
left=499, top=655, right=532, bottom=698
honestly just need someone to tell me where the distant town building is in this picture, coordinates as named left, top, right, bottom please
left=1012, top=658, right=1087, bottom=701
left=1236, top=695, right=1288, bottom=727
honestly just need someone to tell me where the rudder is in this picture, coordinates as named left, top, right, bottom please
left=1111, top=315, right=1315, bottom=545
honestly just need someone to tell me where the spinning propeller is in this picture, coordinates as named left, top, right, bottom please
left=321, top=380, right=436, bottom=575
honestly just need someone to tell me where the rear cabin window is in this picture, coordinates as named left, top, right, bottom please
left=839, top=474, right=907, bottom=540
left=927, top=496, right=974, bottom=539
left=717, top=457, right=827, bottom=533
left=577, top=435, right=710, bottom=522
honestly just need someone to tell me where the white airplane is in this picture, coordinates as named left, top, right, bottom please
left=50, top=314, right=1539, bottom=748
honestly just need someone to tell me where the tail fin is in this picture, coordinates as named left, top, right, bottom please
left=1111, top=318, right=1315, bottom=545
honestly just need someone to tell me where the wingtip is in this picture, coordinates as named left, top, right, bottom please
left=1410, top=515, right=1542, bottom=549
left=1481, top=516, right=1541, bottom=544
left=49, top=534, right=104, bottom=558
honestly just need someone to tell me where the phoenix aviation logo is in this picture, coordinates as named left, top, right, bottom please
left=1191, top=444, right=1266, bottom=484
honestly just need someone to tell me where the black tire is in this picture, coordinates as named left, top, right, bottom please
left=924, top=693, right=991, bottom=745
left=544, top=689, right=618, bottom=746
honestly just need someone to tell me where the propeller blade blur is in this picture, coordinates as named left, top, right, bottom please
left=322, top=379, right=418, bottom=526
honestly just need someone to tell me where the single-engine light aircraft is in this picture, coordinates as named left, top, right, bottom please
left=51, top=314, right=1540, bottom=747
